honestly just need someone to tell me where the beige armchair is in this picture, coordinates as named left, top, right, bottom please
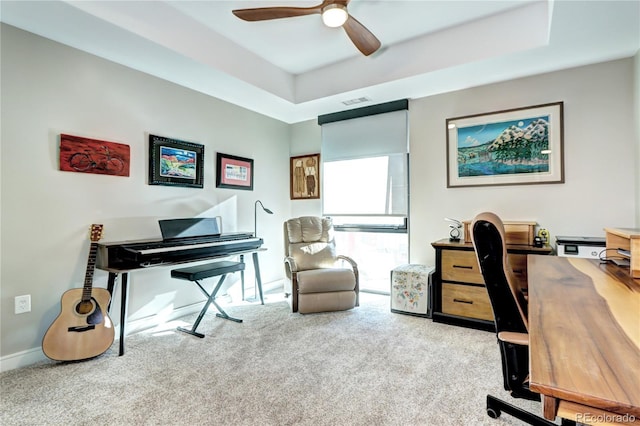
left=283, top=216, right=359, bottom=314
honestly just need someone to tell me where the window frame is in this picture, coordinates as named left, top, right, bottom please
left=331, top=216, right=408, bottom=234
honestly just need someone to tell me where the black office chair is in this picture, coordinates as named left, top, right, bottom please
left=471, top=212, right=576, bottom=426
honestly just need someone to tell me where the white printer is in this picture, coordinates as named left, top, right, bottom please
left=555, top=236, right=606, bottom=259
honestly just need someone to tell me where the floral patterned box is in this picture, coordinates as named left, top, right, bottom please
left=391, top=264, right=434, bottom=317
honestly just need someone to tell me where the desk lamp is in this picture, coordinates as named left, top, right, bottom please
left=254, top=200, right=273, bottom=237
left=246, top=200, right=273, bottom=302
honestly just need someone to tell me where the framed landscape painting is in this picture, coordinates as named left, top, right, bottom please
left=149, top=134, right=204, bottom=188
left=446, top=102, right=564, bottom=188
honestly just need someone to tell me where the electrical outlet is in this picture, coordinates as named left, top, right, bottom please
left=15, top=295, right=31, bottom=314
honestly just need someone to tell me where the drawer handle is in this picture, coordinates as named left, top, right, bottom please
left=453, top=298, right=473, bottom=305
left=512, top=269, right=524, bottom=274
left=453, top=265, right=473, bottom=270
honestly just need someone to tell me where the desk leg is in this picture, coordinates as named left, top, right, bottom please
left=118, top=272, right=129, bottom=356
left=542, top=395, right=559, bottom=421
left=253, top=252, right=264, bottom=305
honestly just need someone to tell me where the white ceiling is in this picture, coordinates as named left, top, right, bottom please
left=1, top=0, right=639, bottom=123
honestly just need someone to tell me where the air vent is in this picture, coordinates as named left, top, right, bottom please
left=341, top=97, right=371, bottom=106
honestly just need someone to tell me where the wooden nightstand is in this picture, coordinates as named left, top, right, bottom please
left=430, top=239, right=552, bottom=331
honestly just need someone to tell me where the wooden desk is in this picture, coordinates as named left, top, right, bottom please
left=528, top=256, right=640, bottom=425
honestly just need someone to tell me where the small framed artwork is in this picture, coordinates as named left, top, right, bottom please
left=446, top=102, right=564, bottom=188
left=290, top=153, right=320, bottom=200
left=148, top=134, right=204, bottom=188
left=216, top=153, right=253, bottom=190
left=59, top=134, right=130, bottom=177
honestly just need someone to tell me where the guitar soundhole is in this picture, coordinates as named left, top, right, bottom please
left=76, top=300, right=95, bottom=315
left=75, top=298, right=104, bottom=325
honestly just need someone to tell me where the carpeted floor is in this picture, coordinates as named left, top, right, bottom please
left=1, top=293, right=554, bottom=425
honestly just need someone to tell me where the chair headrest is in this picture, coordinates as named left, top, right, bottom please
left=472, top=212, right=506, bottom=242
left=285, top=216, right=333, bottom=243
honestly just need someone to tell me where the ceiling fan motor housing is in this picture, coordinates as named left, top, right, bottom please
left=322, top=4, right=348, bottom=27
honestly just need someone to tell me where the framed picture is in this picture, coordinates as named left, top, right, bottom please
left=148, top=134, right=204, bottom=188
left=446, top=102, right=564, bottom=188
left=216, top=153, right=253, bottom=190
left=59, top=134, right=130, bottom=177
left=290, top=153, right=320, bottom=200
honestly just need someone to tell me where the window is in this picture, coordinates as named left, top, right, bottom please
left=319, top=101, right=409, bottom=293
left=323, top=155, right=407, bottom=220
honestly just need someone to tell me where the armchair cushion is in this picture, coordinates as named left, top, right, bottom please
left=288, top=242, right=337, bottom=270
left=298, top=292, right=357, bottom=314
left=297, top=268, right=357, bottom=294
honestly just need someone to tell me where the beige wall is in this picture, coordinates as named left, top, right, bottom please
left=0, top=24, right=290, bottom=366
left=289, top=59, right=637, bottom=266
left=409, top=58, right=636, bottom=264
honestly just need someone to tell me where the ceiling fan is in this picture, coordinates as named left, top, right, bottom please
left=232, top=0, right=381, bottom=56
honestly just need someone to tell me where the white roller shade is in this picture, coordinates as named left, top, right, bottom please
left=322, top=109, right=408, bottom=161
left=321, top=108, right=409, bottom=217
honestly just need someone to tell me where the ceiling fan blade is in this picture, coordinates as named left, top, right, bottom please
left=232, top=5, right=323, bottom=21
left=342, top=15, right=381, bottom=56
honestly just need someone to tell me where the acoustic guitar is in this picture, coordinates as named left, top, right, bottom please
left=42, top=224, right=115, bottom=361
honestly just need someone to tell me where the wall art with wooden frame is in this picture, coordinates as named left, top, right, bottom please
left=446, top=102, right=564, bottom=188
left=290, top=153, right=320, bottom=200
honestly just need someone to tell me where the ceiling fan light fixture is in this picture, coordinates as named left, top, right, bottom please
left=322, top=4, right=348, bottom=27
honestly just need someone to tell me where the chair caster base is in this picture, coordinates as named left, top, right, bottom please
left=487, top=395, right=558, bottom=426
left=487, top=407, right=500, bottom=419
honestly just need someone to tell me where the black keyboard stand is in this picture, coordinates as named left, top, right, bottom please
left=171, top=261, right=245, bottom=338
left=102, top=247, right=266, bottom=355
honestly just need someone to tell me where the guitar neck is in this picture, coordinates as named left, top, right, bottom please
left=82, top=242, right=98, bottom=301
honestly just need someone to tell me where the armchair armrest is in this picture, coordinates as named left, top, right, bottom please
left=498, top=331, right=529, bottom=346
left=337, top=254, right=357, bottom=269
left=283, top=256, right=300, bottom=311
left=337, top=255, right=359, bottom=280
left=284, top=256, right=298, bottom=277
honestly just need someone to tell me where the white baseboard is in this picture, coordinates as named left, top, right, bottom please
left=1, top=280, right=284, bottom=373
left=0, top=347, right=47, bottom=372
left=0, top=302, right=204, bottom=373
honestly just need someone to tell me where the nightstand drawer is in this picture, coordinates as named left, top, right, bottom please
left=441, top=250, right=484, bottom=284
left=441, top=283, right=493, bottom=321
